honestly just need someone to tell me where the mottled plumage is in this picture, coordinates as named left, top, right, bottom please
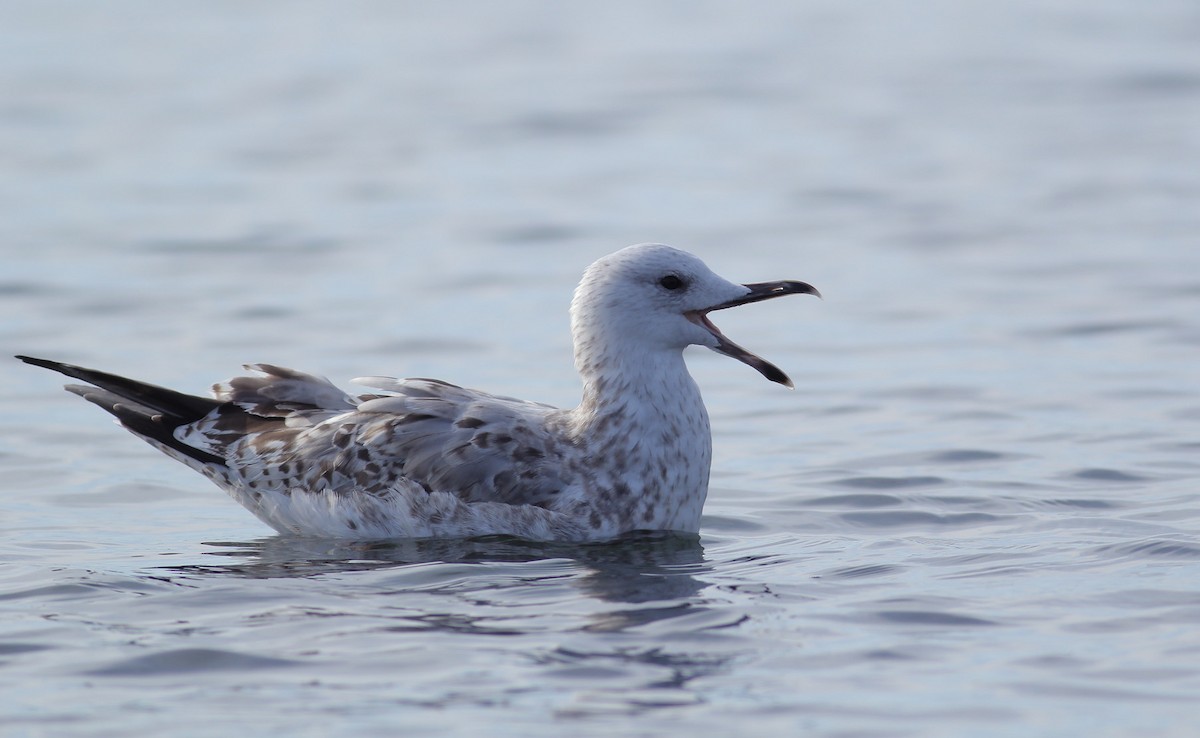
left=18, top=243, right=818, bottom=541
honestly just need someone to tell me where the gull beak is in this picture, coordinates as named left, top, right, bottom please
left=686, top=280, right=821, bottom=388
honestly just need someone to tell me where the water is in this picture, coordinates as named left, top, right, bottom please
left=2, top=2, right=1198, bottom=736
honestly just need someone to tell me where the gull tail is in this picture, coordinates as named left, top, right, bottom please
left=16, top=355, right=226, bottom=466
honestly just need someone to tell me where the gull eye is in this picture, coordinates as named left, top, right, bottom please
left=658, top=274, right=685, bottom=291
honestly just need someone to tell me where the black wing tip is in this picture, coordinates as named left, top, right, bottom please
left=17, top=354, right=222, bottom=421
left=20, top=355, right=228, bottom=467
left=16, top=354, right=58, bottom=369
left=16, top=354, right=92, bottom=378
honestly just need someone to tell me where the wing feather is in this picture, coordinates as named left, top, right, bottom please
left=198, top=368, right=572, bottom=509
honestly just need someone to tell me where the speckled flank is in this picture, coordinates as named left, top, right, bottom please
left=24, top=244, right=814, bottom=541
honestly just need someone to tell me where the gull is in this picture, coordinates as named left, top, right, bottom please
left=18, top=243, right=819, bottom=542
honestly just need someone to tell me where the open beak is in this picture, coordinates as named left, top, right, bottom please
left=685, top=280, right=821, bottom=388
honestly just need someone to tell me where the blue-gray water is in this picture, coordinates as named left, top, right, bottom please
left=2, top=2, right=1198, bottom=736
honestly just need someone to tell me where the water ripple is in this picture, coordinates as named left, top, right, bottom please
left=1090, top=538, right=1200, bottom=560
left=85, top=648, right=302, bottom=676
left=1072, top=468, right=1153, bottom=483
left=840, top=511, right=1003, bottom=529
left=873, top=610, right=999, bottom=627
left=807, top=493, right=903, bottom=508
left=832, top=476, right=947, bottom=490
left=821, top=564, right=903, bottom=579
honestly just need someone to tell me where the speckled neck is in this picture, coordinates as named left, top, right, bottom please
left=566, top=348, right=713, bottom=533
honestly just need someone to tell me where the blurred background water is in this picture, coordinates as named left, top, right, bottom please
left=1, top=1, right=1198, bottom=736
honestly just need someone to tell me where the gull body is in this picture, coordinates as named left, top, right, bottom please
left=19, top=243, right=818, bottom=541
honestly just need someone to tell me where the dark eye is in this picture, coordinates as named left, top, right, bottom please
left=658, top=274, right=685, bottom=291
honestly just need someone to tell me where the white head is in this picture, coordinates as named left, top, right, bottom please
left=570, top=243, right=819, bottom=387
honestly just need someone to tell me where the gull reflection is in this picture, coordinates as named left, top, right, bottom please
left=168, top=530, right=709, bottom=606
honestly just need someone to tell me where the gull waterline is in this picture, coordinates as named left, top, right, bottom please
left=18, top=243, right=819, bottom=541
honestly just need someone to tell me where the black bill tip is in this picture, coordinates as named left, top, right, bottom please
left=696, top=278, right=818, bottom=388
left=710, top=280, right=821, bottom=311
left=760, top=362, right=795, bottom=389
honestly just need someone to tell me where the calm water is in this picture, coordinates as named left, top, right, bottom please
left=2, top=2, right=1199, bottom=736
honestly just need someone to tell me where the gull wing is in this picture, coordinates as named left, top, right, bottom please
left=201, top=366, right=574, bottom=508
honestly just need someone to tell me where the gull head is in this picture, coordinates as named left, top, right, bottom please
left=570, top=243, right=820, bottom=387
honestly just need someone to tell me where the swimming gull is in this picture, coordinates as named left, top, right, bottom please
left=17, top=243, right=819, bottom=541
